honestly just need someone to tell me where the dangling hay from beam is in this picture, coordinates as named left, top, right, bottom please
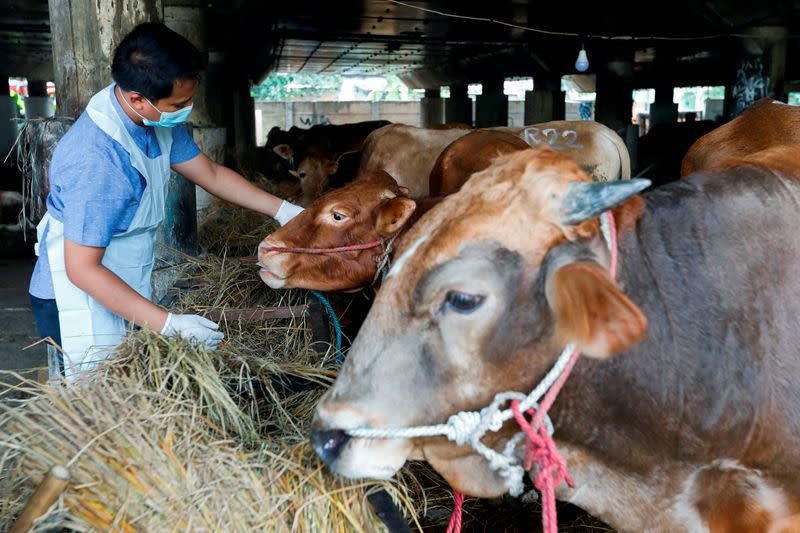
left=5, top=117, right=74, bottom=231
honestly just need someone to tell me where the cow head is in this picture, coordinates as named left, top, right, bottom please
left=311, top=148, right=650, bottom=496
left=258, top=170, right=416, bottom=291
left=290, top=151, right=341, bottom=207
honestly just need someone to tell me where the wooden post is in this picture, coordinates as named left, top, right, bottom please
left=9, top=465, right=71, bottom=533
left=47, top=0, right=164, bottom=118
left=307, top=297, right=332, bottom=355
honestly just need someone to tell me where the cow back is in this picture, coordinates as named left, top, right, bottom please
left=681, top=98, right=800, bottom=176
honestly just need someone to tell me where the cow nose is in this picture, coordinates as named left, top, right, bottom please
left=258, top=239, right=282, bottom=258
left=311, top=427, right=351, bottom=465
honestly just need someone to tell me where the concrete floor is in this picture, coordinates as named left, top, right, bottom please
left=0, top=254, right=47, bottom=376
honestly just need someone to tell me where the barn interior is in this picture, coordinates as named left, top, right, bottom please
left=0, top=1, right=799, bottom=530
left=2, top=1, right=798, bottom=152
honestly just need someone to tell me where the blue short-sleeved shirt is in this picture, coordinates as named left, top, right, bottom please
left=29, top=84, right=202, bottom=299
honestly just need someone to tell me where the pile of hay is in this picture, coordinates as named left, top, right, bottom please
left=0, top=336, right=419, bottom=532
left=0, top=233, right=434, bottom=531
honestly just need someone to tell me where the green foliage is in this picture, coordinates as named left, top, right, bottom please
left=251, top=72, right=414, bottom=102
left=250, top=73, right=343, bottom=101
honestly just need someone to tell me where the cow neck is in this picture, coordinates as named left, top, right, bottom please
left=372, top=195, right=445, bottom=286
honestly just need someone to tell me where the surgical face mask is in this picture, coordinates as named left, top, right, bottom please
left=119, top=86, right=193, bottom=128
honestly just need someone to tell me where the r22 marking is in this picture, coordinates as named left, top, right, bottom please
left=523, top=127, right=583, bottom=150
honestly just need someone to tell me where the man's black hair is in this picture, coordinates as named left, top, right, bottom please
left=111, top=22, right=205, bottom=101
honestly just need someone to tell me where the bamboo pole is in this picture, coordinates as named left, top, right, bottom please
left=9, top=465, right=71, bottom=533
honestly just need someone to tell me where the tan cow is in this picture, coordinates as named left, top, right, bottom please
left=681, top=98, right=800, bottom=176
left=312, top=145, right=800, bottom=532
left=360, top=121, right=630, bottom=197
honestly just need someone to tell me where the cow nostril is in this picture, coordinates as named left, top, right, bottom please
left=310, top=428, right=351, bottom=465
left=258, top=241, right=279, bottom=256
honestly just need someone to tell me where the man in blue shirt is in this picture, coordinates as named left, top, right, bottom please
left=29, top=23, right=303, bottom=379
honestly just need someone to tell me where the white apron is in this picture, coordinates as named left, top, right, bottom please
left=34, top=83, right=173, bottom=379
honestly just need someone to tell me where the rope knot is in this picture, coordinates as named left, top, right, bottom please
left=445, top=411, right=483, bottom=446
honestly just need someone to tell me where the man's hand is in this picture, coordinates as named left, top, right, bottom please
left=274, top=200, right=304, bottom=226
left=160, top=313, right=224, bottom=349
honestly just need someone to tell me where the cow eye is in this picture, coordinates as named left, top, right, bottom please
left=298, top=171, right=307, bottom=179
left=331, top=211, right=347, bottom=221
left=443, top=291, right=485, bottom=314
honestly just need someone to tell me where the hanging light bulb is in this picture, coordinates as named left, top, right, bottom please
left=575, top=44, right=589, bottom=72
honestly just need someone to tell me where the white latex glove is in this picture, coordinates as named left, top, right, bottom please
left=274, top=200, right=304, bottom=226
left=161, top=313, right=224, bottom=349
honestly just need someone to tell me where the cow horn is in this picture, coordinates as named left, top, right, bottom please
left=558, top=179, right=651, bottom=225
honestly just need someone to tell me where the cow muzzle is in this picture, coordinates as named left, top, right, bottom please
left=257, top=239, right=291, bottom=288
left=311, top=403, right=413, bottom=479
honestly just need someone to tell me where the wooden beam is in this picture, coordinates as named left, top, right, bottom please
left=47, top=0, right=164, bottom=118
left=204, top=305, right=308, bottom=322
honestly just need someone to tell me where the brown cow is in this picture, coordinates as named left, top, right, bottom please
left=265, top=120, right=391, bottom=205
left=287, top=148, right=350, bottom=207
left=311, top=145, right=800, bottom=532
left=428, top=130, right=530, bottom=196
left=257, top=171, right=429, bottom=292
left=681, top=98, right=800, bottom=176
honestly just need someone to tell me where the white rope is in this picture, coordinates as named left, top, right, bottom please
left=347, top=212, right=614, bottom=495
left=372, top=231, right=400, bottom=284
left=600, top=211, right=612, bottom=253
left=347, top=343, right=575, bottom=496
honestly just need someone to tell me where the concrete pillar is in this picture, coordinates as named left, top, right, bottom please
left=649, top=78, right=677, bottom=128
left=191, top=127, right=226, bottom=211
left=445, top=84, right=472, bottom=125
left=421, top=88, right=444, bottom=127
left=475, top=78, right=508, bottom=128
left=524, top=87, right=565, bottom=124
left=24, top=80, right=55, bottom=118
left=165, top=6, right=212, bottom=126
left=727, top=26, right=788, bottom=117
left=594, top=62, right=634, bottom=134
left=48, top=0, right=163, bottom=118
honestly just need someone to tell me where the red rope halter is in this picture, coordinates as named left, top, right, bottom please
left=259, top=240, right=383, bottom=255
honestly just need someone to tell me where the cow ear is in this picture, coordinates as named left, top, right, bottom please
left=324, top=159, right=339, bottom=175
left=546, top=261, right=647, bottom=358
left=273, top=144, right=294, bottom=160
left=375, top=197, right=416, bottom=237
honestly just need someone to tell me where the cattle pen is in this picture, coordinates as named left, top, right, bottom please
left=2, top=1, right=800, bottom=532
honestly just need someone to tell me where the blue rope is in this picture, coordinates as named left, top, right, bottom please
left=309, top=290, right=343, bottom=364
